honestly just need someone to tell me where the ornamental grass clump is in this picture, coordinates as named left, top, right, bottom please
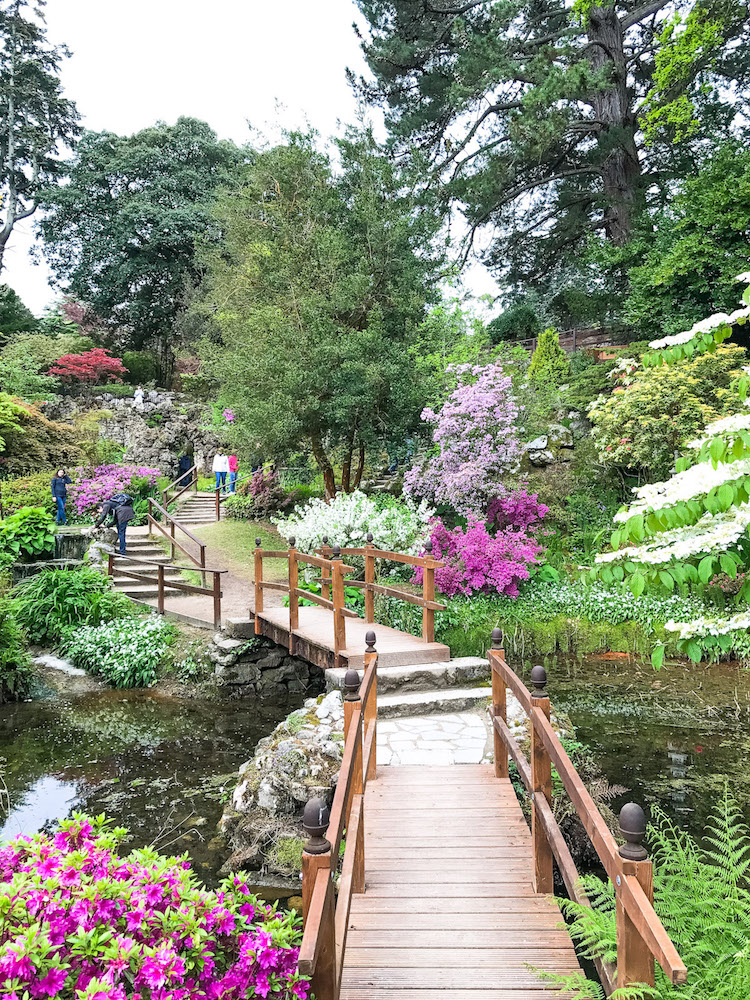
left=62, top=616, right=175, bottom=688
left=0, top=813, right=309, bottom=1000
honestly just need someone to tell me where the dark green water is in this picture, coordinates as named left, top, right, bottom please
left=0, top=680, right=294, bottom=878
left=521, top=653, right=750, bottom=841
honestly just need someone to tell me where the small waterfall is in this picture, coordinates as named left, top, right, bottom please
left=53, top=529, right=91, bottom=562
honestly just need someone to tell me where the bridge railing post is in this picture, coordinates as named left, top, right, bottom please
left=364, top=533, right=375, bottom=623
left=301, top=797, right=338, bottom=1000
left=616, top=803, right=656, bottom=991
left=320, top=535, right=331, bottom=603
left=530, top=664, right=554, bottom=893
left=288, top=536, right=299, bottom=653
left=254, top=537, right=263, bottom=633
left=331, top=545, right=346, bottom=667
left=344, top=669, right=365, bottom=893
left=364, top=630, right=378, bottom=782
left=421, top=539, right=435, bottom=643
left=489, top=628, right=508, bottom=779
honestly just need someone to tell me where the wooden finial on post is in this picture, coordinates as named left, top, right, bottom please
left=343, top=668, right=361, bottom=703
left=530, top=664, right=553, bottom=893
left=320, top=535, right=331, bottom=602
left=253, top=537, right=264, bottom=628
left=300, top=797, right=338, bottom=998
left=616, top=802, right=655, bottom=991
left=490, top=628, right=508, bottom=780
left=364, top=630, right=378, bottom=781
left=365, top=630, right=376, bottom=654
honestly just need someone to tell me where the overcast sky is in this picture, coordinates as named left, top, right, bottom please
left=3, top=0, right=498, bottom=315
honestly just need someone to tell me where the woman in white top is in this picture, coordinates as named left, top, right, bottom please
left=133, top=386, right=144, bottom=410
left=212, top=451, right=229, bottom=493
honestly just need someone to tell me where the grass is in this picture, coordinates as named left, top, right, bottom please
left=190, top=519, right=289, bottom=583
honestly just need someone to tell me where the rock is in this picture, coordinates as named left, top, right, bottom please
left=528, top=448, right=556, bottom=466
left=316, top=690, right=342, bottom=721
left=547, top=422, right=574, bottom=448
left=526, top=435, right=548, bottom=450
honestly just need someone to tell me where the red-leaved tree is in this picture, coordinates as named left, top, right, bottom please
left=48, top=348, right=128, bottom=384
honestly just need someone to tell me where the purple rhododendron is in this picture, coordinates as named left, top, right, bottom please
left=404, top=363, right=522, bottom=515
left=0, top=815, right=309, bottom=1000
left=415, top=516, right=544, bottom=597
left=487, top=488, right=548, bottom=531
left=67, top=465, right=161, bottom=516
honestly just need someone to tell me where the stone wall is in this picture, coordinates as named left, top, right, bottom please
left=209, top=634, right=325, bottom=701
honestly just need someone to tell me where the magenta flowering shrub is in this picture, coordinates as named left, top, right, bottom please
left=67, top=464, right=161, bottom=517
left=415, top=517, right=544, bottom=597
left=0, top=814, right=309, bottom=1000
left=404, top=363, right=521, bottom=516
left=487, top=488, right=548, bottom=531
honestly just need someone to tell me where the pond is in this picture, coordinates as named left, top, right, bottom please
left=0, top=671, right=295, bottom=881
left=528, top=652, right=750, bottom=842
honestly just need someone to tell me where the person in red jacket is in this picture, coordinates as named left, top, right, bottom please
left=228, top=454, right=239, bottom=493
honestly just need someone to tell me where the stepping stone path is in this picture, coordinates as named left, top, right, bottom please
left=377, top=712, right=490, bottom=766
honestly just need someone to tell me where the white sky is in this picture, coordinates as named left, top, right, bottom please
left=3, top=0, right=499, bottom=315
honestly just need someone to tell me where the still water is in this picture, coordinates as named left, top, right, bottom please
left=0, top=677, right=294, bottom=878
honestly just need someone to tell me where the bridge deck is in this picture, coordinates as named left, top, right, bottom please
left=340, top=765, right=580, bottom=998
left=256, top=606, right=450, bottom=669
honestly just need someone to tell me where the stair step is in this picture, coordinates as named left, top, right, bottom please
left=325, top=657, right=489, bottom=694
left=378, top=687, right=491, bottom=719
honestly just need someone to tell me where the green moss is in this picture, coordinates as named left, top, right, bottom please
left=268, top=836, right=305, bottom=875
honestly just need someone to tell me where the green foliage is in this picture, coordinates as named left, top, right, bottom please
left=528, top=328, right=570, bottom=387
left=0, top=597, right=33, bottom=702
left=0, top=354, right=58, bottom=401
left=557, top=791, right=750, bottom=999
left=1, top=331, right=94, bottom=369
left=487, top=303, right=540, bottom=344
left=565, top=353, right=617, bottom=412
left=122, top=350, right=160, bottom=385
left=0, top=285, right=36, bottom=345
left=90, top=383, right=134, bottom=398
left=12, top=566, right=133, bottom=644
left=0, top=391, right=26, bottom=451
left=199, top=129, right=443, bottom=495
left=0, top=470, right=55, bottom=516
left=39, top=117, right=244, bottom=354
left=267, top=836, right=305, bottom=876
left=0, top=506, right=56, bottom=566
left=0, top=397, right=85, bottom=474
left=62, top=615, right=175, bottom=688
left=589, top=347, right=746, bottom=478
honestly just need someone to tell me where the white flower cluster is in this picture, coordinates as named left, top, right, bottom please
left=688, top=412, right=750, bottom=450
left=665, top=610, right=750, bottom=640
left=608, top=357, right=639, bottom=382
left=598, top=503, right=750, bottom=565
left=273, top=490, right=435, bottom=556
left=648, top=306, right=750, bottom=350
left=614, top=459, right=750, bottom=521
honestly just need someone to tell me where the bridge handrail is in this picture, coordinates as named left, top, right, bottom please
left=298, top=636, right=378, bottom=996
left=489, top=636, right=687, bottom=993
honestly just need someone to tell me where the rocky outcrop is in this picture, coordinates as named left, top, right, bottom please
left=219, top=692, right=345, bottom=876
left=208, top=634, right=323, bottom=700
left=522, top=413, right=589, bottom=468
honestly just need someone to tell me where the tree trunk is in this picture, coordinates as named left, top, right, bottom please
left=310, top=432, right=337, bottom=498
left=341, top=426, right=356, bottom=493
left=588, top=6, right=642, bottom=244
left=352, top=439, right=366, bottom=490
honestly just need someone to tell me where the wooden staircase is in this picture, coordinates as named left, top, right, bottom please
left=109, top=536, right=184, bottom=600
left=173, top=491, right=219, bottom=525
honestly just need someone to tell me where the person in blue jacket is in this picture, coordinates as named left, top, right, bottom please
left=51, top=469, right=72, bottom=525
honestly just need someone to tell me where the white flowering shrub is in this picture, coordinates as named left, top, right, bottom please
left=62, top=616, right=175, bottom=688
left=272, top=491, right=434, bottom=558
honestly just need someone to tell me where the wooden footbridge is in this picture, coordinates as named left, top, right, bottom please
left=296, top=633, right=688, bottom=999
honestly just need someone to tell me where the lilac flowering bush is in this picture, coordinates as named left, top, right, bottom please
left=415, top=516, right=544, bottom=597
left=0, top=814, right=309, bottom=1000
left=404, top=363, right=522, bottom=516
left=67, top=465, right=161, bottom=518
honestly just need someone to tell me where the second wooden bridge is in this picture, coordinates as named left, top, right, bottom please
left=296, top=632, right=688, bottom=999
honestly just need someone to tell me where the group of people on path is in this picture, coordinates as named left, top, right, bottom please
left=212, top=450, right=239, bottom=493
left=51, top=469, right=135, bottom=555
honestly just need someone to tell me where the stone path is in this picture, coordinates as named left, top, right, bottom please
left=377, top=710, right=492, bottom=766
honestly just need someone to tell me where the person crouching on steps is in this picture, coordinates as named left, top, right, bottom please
left=95, top=497, right=135, bottom=555
left=51, top=469, right=72, bottom=525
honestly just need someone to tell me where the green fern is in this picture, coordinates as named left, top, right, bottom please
left=553, top=789, right=750, bottom=999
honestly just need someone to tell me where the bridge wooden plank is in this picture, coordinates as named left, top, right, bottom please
left=341, top=764, right=580, bottom=996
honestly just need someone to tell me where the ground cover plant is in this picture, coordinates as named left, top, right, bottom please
left=0, top=813, right=309, bottom=999
left=62, top=616, right=175, bottom=688
left=0, top=506, right=56, bottom=568
left=12, top=566, right=133, bottom=644
left=0, top=470, right=56, bottom=516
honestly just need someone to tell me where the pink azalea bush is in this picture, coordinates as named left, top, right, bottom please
left=487, top=488, right=548, bottom=531
left=415, top=517, right=544, bottom=597
left=0, top=814, right=309, bottom=1000
left=404, top=363, right=522, bottom=516
left=67, top=464, right=161, bottom=517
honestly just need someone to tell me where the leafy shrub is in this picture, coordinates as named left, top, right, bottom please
left=0, top=507, right=56, bottom=566
left=274, top=490, right=433, bottom=555
left=224, top=470, right=293, bottom=519
left=178, top=371, right=217, bottom=399
left=0, top=813, right=309, bottom=999
left=66, top=463, right=160, bottom=518
left=527, top=327, right=570, bottom=386
left=0, top=598, right=33, bottom=702
left=90, top=383, right=134, bottom=398
left=122, top=349, right=160, bottom=385
left=1, top=331, right=94, bottom=369
left=0, top=355, right=59, bottom=401
left=589, top=345, right=747, bottom=478
left=0, top=472, right=55, bottom=516
left=487, top=303, right=540, bottom=344
left=565, top=352, right=616, bottom=412
left=0, top=397, right=85, bottom=474
left=554, top=791, right=750, bottom=1000
left=48, top=347, right=127, bottom=385
left=62, top=616, right=175, bottom=687
left=12, top=566, right=133, bottom=644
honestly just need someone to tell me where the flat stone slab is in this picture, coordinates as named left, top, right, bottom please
left=379, top=686, right=492, bottom=719
left=325, top=656, right=489, bottom=693
left=377, top=711, right=491, bottom=766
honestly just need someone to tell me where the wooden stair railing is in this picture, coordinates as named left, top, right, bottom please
left=107, top=553, right=226, bottom=629
left=489, top=629, right=688, bottom=994
left=254, top=538, right=357, bottom=665
left=213, top=472, right=256, bottom=519
left=317, top=533, right=446, bottom=643
left=298, top=634, right=378, bottom=999
left=162, top=465, right=198, bottom=510
left=147, top=498, right=208, bottom=587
